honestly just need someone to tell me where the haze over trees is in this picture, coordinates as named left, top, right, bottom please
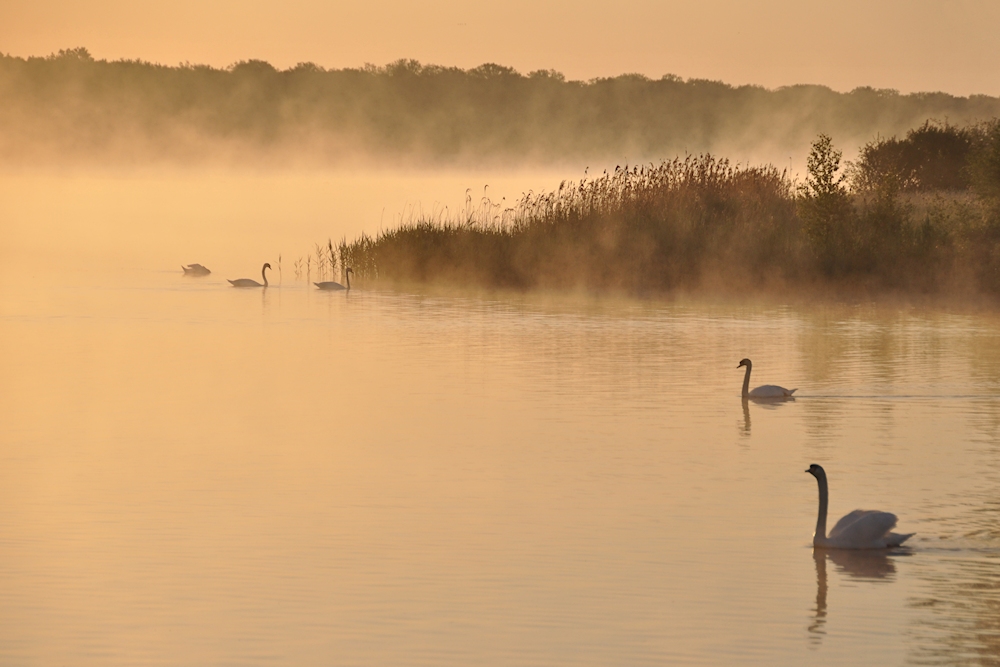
left=2, top=47, right=1000, bottom=167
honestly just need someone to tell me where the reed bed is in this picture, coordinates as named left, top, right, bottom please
left=319, top=128, right=1000, bottom=295
left=337, top=156, right=807, bottom=292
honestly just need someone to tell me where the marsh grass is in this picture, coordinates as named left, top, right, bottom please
left=329, top=245, right=340, bottom=280
left=312, top=244, right=325, bottom=281
left=338, top=156, right=806, bottom=292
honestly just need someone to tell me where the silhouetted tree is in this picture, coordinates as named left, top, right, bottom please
left=850, top=121, right=973, bottom=194
left=799, top=135, right=857, bottom=273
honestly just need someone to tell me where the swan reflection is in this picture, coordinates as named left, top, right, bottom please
left=748, top=394, right=796, bottom=405
left=738, top=393, right=795, bottom=436
left=809, top=548, right=898, bottom=646
left=825, top=548, right=898, bottom=579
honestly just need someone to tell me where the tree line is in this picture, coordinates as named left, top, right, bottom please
left=2, top=47, right=1000, bottom=166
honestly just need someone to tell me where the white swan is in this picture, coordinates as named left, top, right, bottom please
left=315, top=267, right=353, bottom=291
left=228, top=263, right=271, bottom=288
left=806, top=464, right=913, bottom=549
left=738, top=358, right=796, bottom=398
left=182, top=263, right=211, bottom=276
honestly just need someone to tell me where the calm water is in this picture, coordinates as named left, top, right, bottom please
left=2, top=171, right=1000, bottom=666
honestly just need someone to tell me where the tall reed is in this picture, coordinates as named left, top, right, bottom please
left=338, top=156, right=805, bottom=292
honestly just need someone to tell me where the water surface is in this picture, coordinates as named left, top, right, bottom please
left=2, top=171, right=1000, bottom=666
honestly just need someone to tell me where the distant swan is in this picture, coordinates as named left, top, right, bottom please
left=806, top=464, right=914, bottom=549
left=315, top=267, right=353, bottom=291
left=228, top=263, right=271, bottom=288
left=738, top=358, right=796, bottom=398
left=182, top=263, right=211, bottom=276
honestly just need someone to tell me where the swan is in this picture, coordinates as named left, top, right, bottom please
left=738, top=358, right=796, bottom=398
left=806, top=464, right=913, bottom=549
left=315, top=267, right=353, bottom=291
left=182, top=263, right=211, bottom=276
left=228, top=263, right=271, bottom=288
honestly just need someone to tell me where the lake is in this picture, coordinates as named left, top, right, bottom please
left=1, top=169, right=999, bottom=666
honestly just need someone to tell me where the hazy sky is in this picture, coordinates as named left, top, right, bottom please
left=2, top=0, right=999, bottom=96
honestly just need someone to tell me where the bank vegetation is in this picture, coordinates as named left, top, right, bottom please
left=328, top=120, right=1000, bottom=295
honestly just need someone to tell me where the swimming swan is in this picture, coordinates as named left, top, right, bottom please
left=182, top=263, right=211, bottom=276
left=738, top=358, right=796, bottom=398
left=315, top=267, right=353, bottom=291
left=806, top=464, right=914, bottom=549
left=228, top=263, right=271, bottom=288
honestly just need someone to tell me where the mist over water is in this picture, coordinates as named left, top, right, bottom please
left=2, top=168, right=1000, bottom=665
left=0, top=167, right=566, bottom=273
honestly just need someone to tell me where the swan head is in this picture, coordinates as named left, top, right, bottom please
left=806, top=463, right=825, bottom=478
left=737, top=358, right=751, bottom=369
left=263, top=263, right=272, bottom=270
left=346, top=267, right=354, bottom=274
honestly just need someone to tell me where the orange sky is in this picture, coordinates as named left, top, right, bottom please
left=2, top=0, right=999, bottom=96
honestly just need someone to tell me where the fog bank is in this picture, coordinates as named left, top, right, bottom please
left=4, top=49, right=1000, bottom=169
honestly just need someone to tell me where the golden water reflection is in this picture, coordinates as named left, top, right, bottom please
left=810, top=548, right=901, bottom=647
left=4, top=173, right=1000, bottom=665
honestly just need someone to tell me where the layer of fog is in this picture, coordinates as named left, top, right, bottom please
left=3, top=51, right=1000, bottom=175
left=0, top=167, right=569, bottom=275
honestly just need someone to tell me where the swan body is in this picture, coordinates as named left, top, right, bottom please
left=806, top=464, right=913, bottom=549
left=228, top=262, right=271, bottom=288
left=182, top=263, right=211, bottom=276
left=738, top=358, right=796, bottom=398
left=315, top=267, right=353, bottom=291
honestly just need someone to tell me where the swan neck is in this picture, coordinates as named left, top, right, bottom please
left=262, top=265, right=269, bottom=287
left=742, top=363, right=751, bottom=397
left=815, top=471, right=829, bottom=541
left=346, top=271, right=351, bottom=290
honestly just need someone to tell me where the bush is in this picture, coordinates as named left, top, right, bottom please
left=850, top=121, right=973, bottom=194
left=969, top=119, right=1000, bottom=204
